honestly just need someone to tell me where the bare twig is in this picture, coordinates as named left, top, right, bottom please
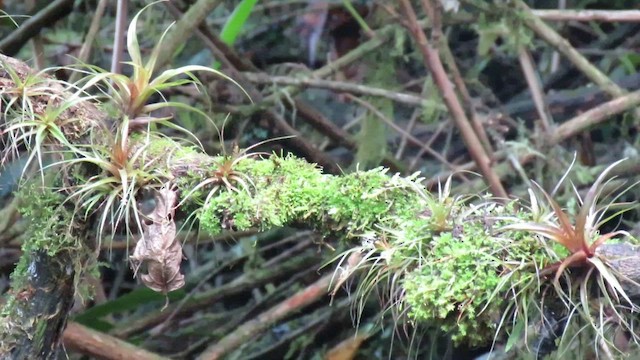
left=517, top=46, right=553, bottom=131
left=531, top=9, right=640, bottom=22
left=396, top=88, right=425, bottom=159
left=196, top=274, right=333, bottom=360
left=63, top=322, right=168, bottom=360
left=400, top=0, right=508, bottom=198
left=346, top=94, right=455, bottom=168
left=69, top=0, right=108, bottom=83
left=241, top=72, right=446, bottom=110
left=549, top=89, right=640, bottom=145
left=435, top=6, right=494, bottom=156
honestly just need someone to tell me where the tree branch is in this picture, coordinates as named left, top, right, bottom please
left=399, top=0, right=508, bottom=198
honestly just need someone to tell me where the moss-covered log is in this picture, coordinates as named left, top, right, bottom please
left=2, top=50, right=640, bottom=358
left=0, top=187, right=91, bottom=359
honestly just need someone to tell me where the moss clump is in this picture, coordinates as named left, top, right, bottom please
left=5, top=184, right=80, bottom=295
left=191, top=154, right=569, bottom=348
left=17, top=185, right=77, bottom=256
left=399, top=202, right=547, bottom=345
left=199, top=156, right=426, bottom=238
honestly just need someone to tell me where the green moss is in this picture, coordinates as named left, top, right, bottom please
left=17, top=185, right=77, bottom=256
left=198, top=156, right=427, bottom=238
left=6, top=184, right=81, bottom=292
left=187, top=153, right=581, bottom=349
left=399, top=202, right=547, bottom=345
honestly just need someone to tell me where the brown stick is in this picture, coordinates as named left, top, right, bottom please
left=69, top=0, right=108, bottom=83
left=549, top=89, right=640, bottom=145
left=400, top=0, right=508, bottom=199
left=437, top=30, right=494, bottom=156
left=531, top=9, right=640, bottom=22
left=196, top=274, right=332, bottom=360
left=241, top=72, right=444, bottom=109
left=63, top=322, right=168, bottom=360
left=0, top=0, right=73, bottom=56
left=517, top=46, right=553, bottom=131
left=515, top=0, right=627, bottom=100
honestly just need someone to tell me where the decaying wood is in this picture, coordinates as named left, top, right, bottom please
left=63, top=321, right=168, bottom=360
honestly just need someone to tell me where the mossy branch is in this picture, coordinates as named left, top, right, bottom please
left=2, top=49, right=640, bottom=357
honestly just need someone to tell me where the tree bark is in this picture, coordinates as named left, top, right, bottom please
left=1, top=250, right=78, bottom=359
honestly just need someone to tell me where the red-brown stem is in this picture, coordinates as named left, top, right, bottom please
left=399, top=0, right=508, bottom=199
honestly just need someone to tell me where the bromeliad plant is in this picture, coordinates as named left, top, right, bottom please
left=0, top=61, right=88, bottom=180
left=57, top=2, right=252, bottom=248
left=504, top=159, right=633, bottom=287
left=177, top=135, right=296, bottom=209
left=502, top=158, right=640, bottom=355
left=75, top=2, right=248, bottom=134
left=62, top=117, right=166, bottom=247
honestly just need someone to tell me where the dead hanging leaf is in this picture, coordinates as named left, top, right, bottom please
left=130, top=184, right=185, bottom=295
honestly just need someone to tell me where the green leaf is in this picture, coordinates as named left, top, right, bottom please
left=73, top=287, right=186, bottom=328
left=220, top=0, right=258, bottom=46
left=505, top=316, right=524, bottom=351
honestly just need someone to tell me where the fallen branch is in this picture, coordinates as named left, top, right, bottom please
left=63, top=322, right=168, bottom=360
left=531, top=9, right=640, bottom=22
left=400, top=0, right=508, bottom=198
left=2, top=45, right=640, bottom=358
left=195, top=274, right=333, bottom=360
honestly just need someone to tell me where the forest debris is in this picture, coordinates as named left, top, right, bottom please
left=323, top=331, right=369, bottom=360
left=63, top=321, right=169, bottom=360
left=130, top=184, right=185, bottom=294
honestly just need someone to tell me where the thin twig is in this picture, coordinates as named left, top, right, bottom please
left=196, top=274, right=333, bottom=360
left=63, top=322, right=168, bottom=360
left=531, top=9, right=640, bottom=22
left=517, top=46, right=553, bottom=131
left=435, top=6, right=494, bottom=156
left=241, top=72, right=446, bottom=110
left=549, top=89, right=640, bottom=145
left=396, top=81, right=427, bottom=159
left=346, top=94, right=455, bottom=168
left=253, top=21, right=427, bottom=110
left=69, top=0, right=108, bottom=83
left=400, top=0, right=508, bottom=198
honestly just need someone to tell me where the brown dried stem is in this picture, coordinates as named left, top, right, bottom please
left=195, top=274, right=333, bottom=360
left=400, top=0, right=508, bottom=198
left=517, top=46, right=553, bottom=132
left=63, top=322, right=168, bottom=360
left=431, top=1, right=494, bottom=156
left=531, top=9, right=640, bottom=22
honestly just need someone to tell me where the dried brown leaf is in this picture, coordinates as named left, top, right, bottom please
left=130, top=184, right=185, bottom=294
